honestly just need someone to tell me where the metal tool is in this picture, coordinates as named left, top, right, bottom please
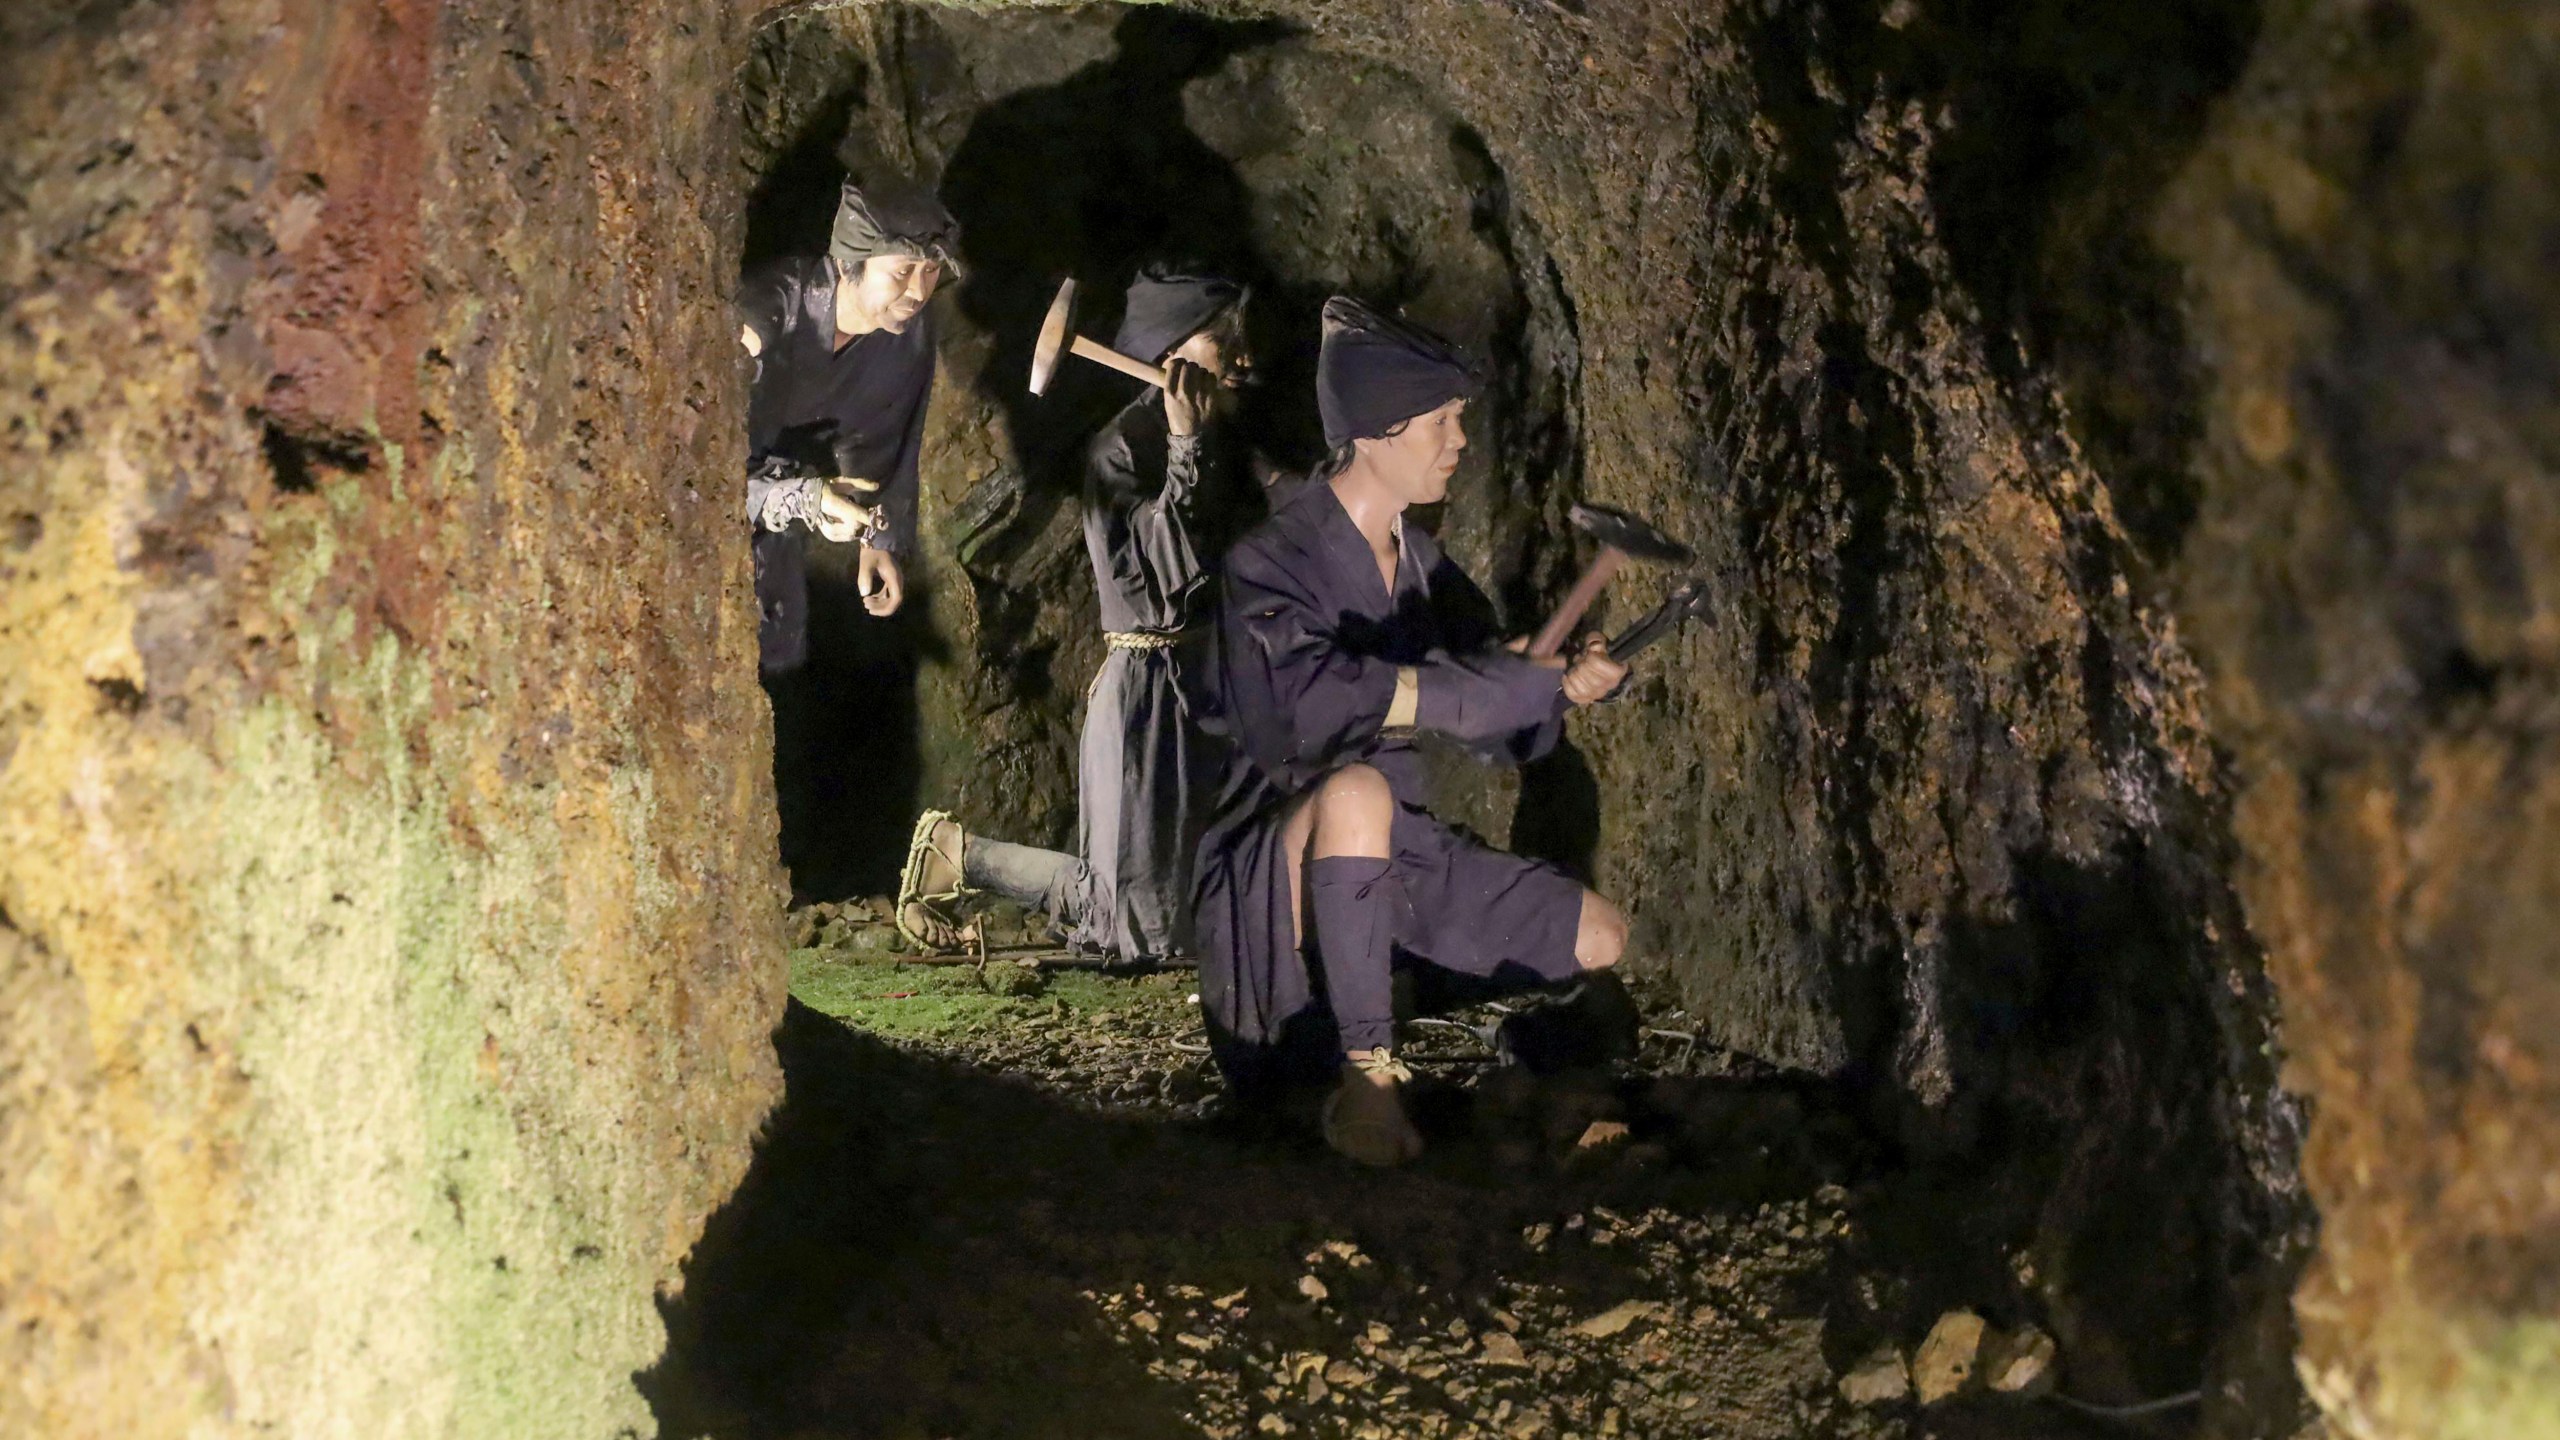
left=1528, top=503, right=1693, bottom=658
left=1028, top=277, right=1170, bottom=395
left=1605, top=576, right=1712, bottom=662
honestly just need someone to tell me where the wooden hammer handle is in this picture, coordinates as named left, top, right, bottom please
left=1529, top=548, right=1627, bottom=658
left=1070, top=335, right=1169, bottom=389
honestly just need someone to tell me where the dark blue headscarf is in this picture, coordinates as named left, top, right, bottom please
left=1315, top=297, right=1482, bottom=450
left=827, top=177, right=963, bottom=277
left=1112, top=265, right=1246, bottom=364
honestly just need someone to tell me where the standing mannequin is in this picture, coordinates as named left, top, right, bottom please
left=737, top=177, right=959, bottom=672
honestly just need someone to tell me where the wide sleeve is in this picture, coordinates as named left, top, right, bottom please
left=1411, top=552, right=1567, bottom=764
left=1152, top=431, right=1211, bottom=521
left=1090, top=414, right=1211, bottom=622
left=1412, top=647, right=1567, bottom=765
left=869, top=335, right=933, bottom=555
left=744, top=467, right=820, bottom=532
left=1218, top=540, right=1403, bottom=793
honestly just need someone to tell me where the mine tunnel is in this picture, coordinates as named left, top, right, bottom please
left=3, top=1, right=2555, bottom=1439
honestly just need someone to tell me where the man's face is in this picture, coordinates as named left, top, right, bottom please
left=1168, top=325, right=1254, bottom=393
left=1356, top=398, right=1468, bottom=506
left=849, top=254, right=942, bottom=333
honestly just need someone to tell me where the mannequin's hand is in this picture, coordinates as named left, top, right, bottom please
left=1162, top=358, right=1217, bottom=437
left=1560, top=633, right=1627, bottom=706
left=858, top=545, right=904, bottom=617
left=814, top=481, right=882, bottom=545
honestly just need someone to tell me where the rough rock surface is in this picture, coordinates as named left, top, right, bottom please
left=0, top=2, right=782, bottom=1436
left=737, top=0, right=2311, bottom=1428
left=2157, top=1, right=2560, bottom=1433
left=5, top=0, right=2554, bottom=1434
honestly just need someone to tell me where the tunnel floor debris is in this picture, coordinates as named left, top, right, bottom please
left=645, top=901, right=2145, bottom=1440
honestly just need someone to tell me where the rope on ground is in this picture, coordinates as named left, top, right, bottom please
left=2046, top=1388, right=2204, bottom=1418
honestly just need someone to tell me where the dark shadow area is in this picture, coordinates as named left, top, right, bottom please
left=668, top=1004, right=1770, bottom=1436
left=647, top=997, right=2148, bottom=1439
left=741, top=79, right=870, bottom=274
left=767, top=574, right=941, bottom=902
left=935, top=8, right=1303, bottom=578
left=642, top=1002, right=1210, bottom=1440
left=1509, top=742, right=1602, bottom=880
left=1921, top=841, right=2263, bottom=1419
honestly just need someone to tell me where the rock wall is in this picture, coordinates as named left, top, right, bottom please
left=2159, top=0, right=2560, bottom=1433
left=4, top=0, right=2549, bottom=1433
left=0, top=2, right=783, bottom=1436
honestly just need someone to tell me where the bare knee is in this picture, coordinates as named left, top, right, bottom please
left=1574, top=890, right=1627, bottom=971
left=1309, top=763, right=1394, bottom=859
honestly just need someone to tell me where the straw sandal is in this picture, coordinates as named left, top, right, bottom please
left=895, top=809, right=979, bottom=953
left=1321, top=1049, right=1422, bottom=1167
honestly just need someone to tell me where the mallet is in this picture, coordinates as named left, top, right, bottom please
left=1528, top=503, right=1693, bottom=658
left=1028, top=277, right=1170, bottom=395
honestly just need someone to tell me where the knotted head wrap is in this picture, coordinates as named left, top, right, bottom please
left=1112, top=265, right=1246, bottom=365
left=1315, top=296, right=1483, bottom=450
left=827, top=177, right=964, bottom=277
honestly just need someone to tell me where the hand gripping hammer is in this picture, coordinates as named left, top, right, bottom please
left=1527, top=503, right=1694, bottom=658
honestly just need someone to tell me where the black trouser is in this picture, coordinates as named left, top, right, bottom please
left=752, top=527, right=808, bottom=675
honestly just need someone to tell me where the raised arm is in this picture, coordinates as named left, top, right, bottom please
left=1087, top=416, right=1219, bottom=611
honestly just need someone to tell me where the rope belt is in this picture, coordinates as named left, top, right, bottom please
left=1104, top=629, right=1191, bottom=651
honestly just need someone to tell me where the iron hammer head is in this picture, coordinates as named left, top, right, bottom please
left=1569, top=503, right=1692, bottom=565
left=1028, top=277, right=1079, bottom=396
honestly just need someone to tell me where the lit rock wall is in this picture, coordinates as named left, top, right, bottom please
left=5, top=0, right=2550, bottom=1433
left=0, top=2, right=783, bottom=1436
left=2160, top=0, right=2560, bottom=1433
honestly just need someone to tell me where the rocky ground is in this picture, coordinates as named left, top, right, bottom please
left=647, top=901, right=2179, bottom=1440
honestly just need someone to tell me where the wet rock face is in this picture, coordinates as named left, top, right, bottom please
left=0, top=1, right=781, bottom=1435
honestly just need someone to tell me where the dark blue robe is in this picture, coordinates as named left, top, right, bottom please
left=737, top=256, right=935, bottom=673
left=1061, top=393, right=1254, bottom=960
left=1193, top=480, right=1586, bottom=1085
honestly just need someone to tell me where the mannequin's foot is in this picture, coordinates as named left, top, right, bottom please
left=1321, top=1049, right=1422, bottom=1166
left=895, top=810, right=978, bottom=953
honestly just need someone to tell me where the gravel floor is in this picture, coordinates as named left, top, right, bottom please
left=645, top=903, right=2149, bottom=1440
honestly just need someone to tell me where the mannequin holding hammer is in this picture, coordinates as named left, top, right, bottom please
left=1192, top=297, right=1634, bottom=1167
left=898, top=265, right=1265, bottom=965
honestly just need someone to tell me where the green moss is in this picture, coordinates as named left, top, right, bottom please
left=184, top=634, right=675, bottom=1438
left=2439, top=1316, right=2560, bottom=1440
left=788, top=950, right=1183, bottom=1041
